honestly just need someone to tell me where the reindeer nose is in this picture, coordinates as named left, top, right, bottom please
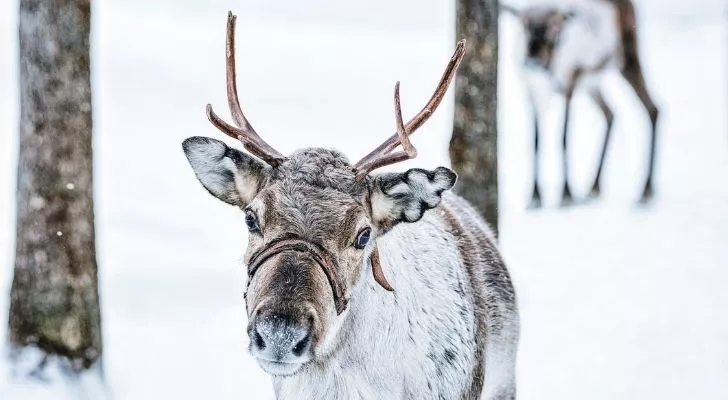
left=250, top=313, right=313, bottom=362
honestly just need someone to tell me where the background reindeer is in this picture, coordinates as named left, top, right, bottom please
left=503, top=0, right=659, bottom=207
left=181, top=13, right=519, bottom=400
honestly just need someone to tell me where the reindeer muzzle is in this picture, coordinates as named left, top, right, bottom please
left=247, top=237, right=349, bottom=315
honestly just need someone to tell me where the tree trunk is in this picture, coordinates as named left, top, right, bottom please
left=450, top=0, right=500, bottom=235
left=8, top=0, right=101, bottom=373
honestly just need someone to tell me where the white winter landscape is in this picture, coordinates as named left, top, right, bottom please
left=0, top=0, right=726, bottom=399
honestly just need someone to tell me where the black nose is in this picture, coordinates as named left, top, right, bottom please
left=528, top=40, right=542, bottom=58
left=250, top=313, right=313, bottom=362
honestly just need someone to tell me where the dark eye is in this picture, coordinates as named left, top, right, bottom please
left=354, top=227, right=371, bottom=249
left=244, top=209, right=260, bottom=232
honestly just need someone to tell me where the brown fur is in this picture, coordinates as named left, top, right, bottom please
left=438, top=195, right=518, bottom=399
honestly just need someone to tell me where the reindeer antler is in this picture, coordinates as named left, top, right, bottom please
left=353, top=40, right=466, bottom=180
left=206, top=12, right=286, bottom=166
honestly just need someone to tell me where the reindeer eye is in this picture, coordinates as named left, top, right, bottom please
left=244, top=209, right=259, bottom=232
left=354, top=227, right=371, bottom=249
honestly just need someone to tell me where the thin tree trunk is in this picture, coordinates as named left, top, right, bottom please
left=8, top=0, right=101, bottom=373
left=450, top=0, right=500, bottom=235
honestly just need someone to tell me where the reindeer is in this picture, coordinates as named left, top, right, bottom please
left=503, top=0, right=659, bottom=207
left=182, top=12, right=519, bottom=400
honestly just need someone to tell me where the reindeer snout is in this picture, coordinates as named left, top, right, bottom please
left=250, top=312, right=314, bottom=363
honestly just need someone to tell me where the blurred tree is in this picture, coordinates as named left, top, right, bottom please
left=8, top=0, right=102, bottom=374
left=450, top=0, right=500, bottom=235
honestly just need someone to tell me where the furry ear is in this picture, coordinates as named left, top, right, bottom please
left=182, top=136, right=268, bottom=207
left=369, top=167, right=457, bottom=232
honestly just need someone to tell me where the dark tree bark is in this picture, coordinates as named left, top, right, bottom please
left=450, top=0, right=500, bottom=235
left=8, top=0, right=102, bottom=373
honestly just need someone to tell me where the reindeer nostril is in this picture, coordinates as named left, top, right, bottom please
left=291, top=331, right=311, bottom=357
left=253, top=327, right=266, bottom=350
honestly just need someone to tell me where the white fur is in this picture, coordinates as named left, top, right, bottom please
left=272, top=210, right=514, bottom=399
left=370, top=188, right=399, bottom=223
left=549, top=1, right=620, bottom=89
left=230, top=157, right=259, bottom=204
left=183, top=139, right=237, bottom=199
left=184, top=137, right=261, bottom=205
left=370, top=169, right=454, bottom=225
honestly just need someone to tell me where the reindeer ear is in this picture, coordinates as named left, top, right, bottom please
left=369, top=167, right=457, bottom=232
left=182, top=136, right=268, bottom=207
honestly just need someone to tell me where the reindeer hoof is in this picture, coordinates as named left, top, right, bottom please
left=639, top=183, right=654, bottom=204
left=560, top=196, right=575, bottom=207
left=527, top=197, right=542, bottom=210
left=528, top=186, right=542, bottom=209
left=589, top=183, right=601, bottom=198
left=560, top=186, right=574, bottom=207
left=527, top=186, right=542, bottom=210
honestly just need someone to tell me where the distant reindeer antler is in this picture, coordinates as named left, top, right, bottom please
left=353, top=40, right=466, bottom=180
left=206, top=12, right=286, bottom=166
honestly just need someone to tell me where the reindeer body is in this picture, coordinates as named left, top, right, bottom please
left=273, top=193, right=518, bottom=400
left=507, top=0, right=659, bottom=206
left=183, top=12, right=518, bottom=400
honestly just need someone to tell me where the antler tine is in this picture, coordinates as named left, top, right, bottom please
left=223, top=12, right=256, bottom=134
left=206, top=11, right=286, bottom=166
left=353, top=40, right=466, bottom=174
left=355, top=82, right=418, bottom=181
left=393, top=82, right=416, bottom=158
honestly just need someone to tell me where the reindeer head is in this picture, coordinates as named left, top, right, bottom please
left=182, top=12, right=464, bottom=376
left=503, top=5, right=575, bottom=69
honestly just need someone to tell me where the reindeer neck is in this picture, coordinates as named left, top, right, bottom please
left=273, top=210, right=478, bottom=399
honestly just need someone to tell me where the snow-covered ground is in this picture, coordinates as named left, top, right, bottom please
left=0, top=0, right=726, bottom=398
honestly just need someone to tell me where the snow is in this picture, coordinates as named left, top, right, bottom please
left=0, top=347, right=108, bottom=400
left=1, top=0, right=727, bottom=399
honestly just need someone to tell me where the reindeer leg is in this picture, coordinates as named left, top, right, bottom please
left=621, top=64, right=659, bottom=203
left=560, top=94, right=574, bottom=206
left=559, top=68, right=586, bottom=207
left=589, top=88, right=614, bottom=198
left=528, top=95, right=542, bottom=209
left=559, top=77, right=579, bottom=207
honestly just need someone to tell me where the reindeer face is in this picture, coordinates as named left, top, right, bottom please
left=518, top=7, right=573, bottom=69
left=183, top=139, right=456, bottom=376
left=182, top=11, right=462, bottom=377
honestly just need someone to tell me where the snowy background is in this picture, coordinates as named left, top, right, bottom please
left=0, top=0, right=727, bottom=398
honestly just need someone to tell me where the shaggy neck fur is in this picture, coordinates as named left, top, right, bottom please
left=272, top=195, right=517, bottom=400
